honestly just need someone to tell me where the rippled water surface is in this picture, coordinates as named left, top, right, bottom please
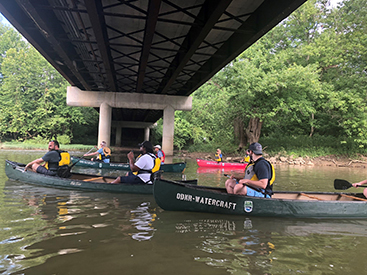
left=1, top=150, right=367, bottom=274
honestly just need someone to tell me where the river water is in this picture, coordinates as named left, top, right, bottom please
left=1, top=150, right=367, bottom=275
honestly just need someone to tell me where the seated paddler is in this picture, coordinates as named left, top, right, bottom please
left=84, top=140, right=111, bottom=163
left=241, top=150, right=251, bottom=163
left=111, top=141, right=161, bottom=184
left=225, top=142, right=275, bottom=198
left=25, top=140, right=61, bottom=176
left=215, top=148, right=222, bottom=162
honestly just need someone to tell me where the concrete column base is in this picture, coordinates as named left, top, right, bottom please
left=162, top=105, right=174, bottom=156
left=98, top=102, right=112, bottom=147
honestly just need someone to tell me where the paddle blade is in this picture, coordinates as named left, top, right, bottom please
left=334, top=179, right=352, bottom=190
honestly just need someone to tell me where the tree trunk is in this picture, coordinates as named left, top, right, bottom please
left=309, top=113, right=314, bottom=137
left=234, top=117, right=246, bottom=151
left=245, top=117, right=263, bottom=144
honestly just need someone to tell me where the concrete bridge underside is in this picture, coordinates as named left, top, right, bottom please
left=67, top=86, right=192, bottom=155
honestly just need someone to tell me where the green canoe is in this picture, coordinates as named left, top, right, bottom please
left=153, top=179, right=367, bottom=219
left=70, top=156, right=186, bottom=172
left=5, top=160, right=196, bottom=194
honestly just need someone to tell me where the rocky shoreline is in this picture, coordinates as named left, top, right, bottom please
left=177, top=151, right=367, bottom=168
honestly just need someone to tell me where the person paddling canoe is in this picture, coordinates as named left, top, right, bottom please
left=352, top=180, right=367, bottom=198
left=84, top=141, right=111, bottom=163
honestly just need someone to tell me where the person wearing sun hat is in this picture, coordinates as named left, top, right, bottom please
left=225, top=142, right=275, bottom=198
left=154, top=144, right=165, bottom=164
left=84, top=140, right=111, bottom=163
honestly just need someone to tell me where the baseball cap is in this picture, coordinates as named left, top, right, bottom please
left=154, top=145, right=161, bottom=149
left=139, top=141, right=153, bottom=150
left=248, top=142, right=262, bottom=155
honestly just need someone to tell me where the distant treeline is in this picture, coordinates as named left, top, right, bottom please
left=172, top=0, right=367, bottom=156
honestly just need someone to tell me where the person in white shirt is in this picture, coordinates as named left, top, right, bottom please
left=111, top=141, right=157, bottom=184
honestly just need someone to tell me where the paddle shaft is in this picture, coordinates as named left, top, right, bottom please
left=69, top=147, right=96, bottom=169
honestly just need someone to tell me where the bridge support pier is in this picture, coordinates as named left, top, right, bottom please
left=162, top=106, right=175, bottom=156
left=98, top=102, right=112, bottom=146
left=67, top=86, right=192, bottom=155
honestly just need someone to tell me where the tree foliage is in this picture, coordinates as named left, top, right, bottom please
left=0, top=25, right=98, bottom=142
left=174, top=0, right=367, bottom=151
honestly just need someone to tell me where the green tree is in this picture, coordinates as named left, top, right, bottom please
left=0, top=24, right=26, bottom=73
left=0, top=44, right=98, bottom=141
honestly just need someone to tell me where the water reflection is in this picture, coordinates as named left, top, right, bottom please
left=129, top=202, right=157, bottom=241
left=1, top=178, right=158, bottom=274
left=155, top=212, right=367, bottom=274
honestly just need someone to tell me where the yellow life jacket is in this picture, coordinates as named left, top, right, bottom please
left=44, top=150, right=62, bottom=170
left=133, top=153, right=161, bottom=175
left=97, top=147, right=111, bottom=161
left=214, top=153, right=222, bottom=162
left=59, top=150, right=71, bottom=166
left=244, top=158, right=275, bottom=195
left=243, top=155, right=251, bottom=163
left=57, top=150, right=72, bottom=178
left=45, top=150, right=71, bottom=178
left=44, top=150, right=70, bottom=167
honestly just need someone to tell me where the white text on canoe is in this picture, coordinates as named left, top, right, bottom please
left=176, top=192, right=237, bottom=210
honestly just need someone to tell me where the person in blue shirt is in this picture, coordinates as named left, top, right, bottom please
left=154, top=145, right=165, bottom=164
left=214, top=148, right=222, bottom=162
left=84, top=141, right=111, bottom=163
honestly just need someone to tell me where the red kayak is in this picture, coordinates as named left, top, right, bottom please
left=196, top=158, right=248, bottom=169
left=196, top=167, right=246, bottom=174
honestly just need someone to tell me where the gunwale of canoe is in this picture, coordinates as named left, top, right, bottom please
left=272, top=192, right=365, bottom=202
left=186, top=186, right=366, bottom=202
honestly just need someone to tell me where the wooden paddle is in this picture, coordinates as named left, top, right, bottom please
left=69, top=147, right=96, bottom=170
left=334, top=179, right=367, bottom=190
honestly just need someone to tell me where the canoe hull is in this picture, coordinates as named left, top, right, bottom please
left=71, top=156, right=186, bottom=172
left=196, top=158, right=247, bottom=169
left=5, top=160, right=196, bottom=194
left=153, top=179, right=367, bottom=219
